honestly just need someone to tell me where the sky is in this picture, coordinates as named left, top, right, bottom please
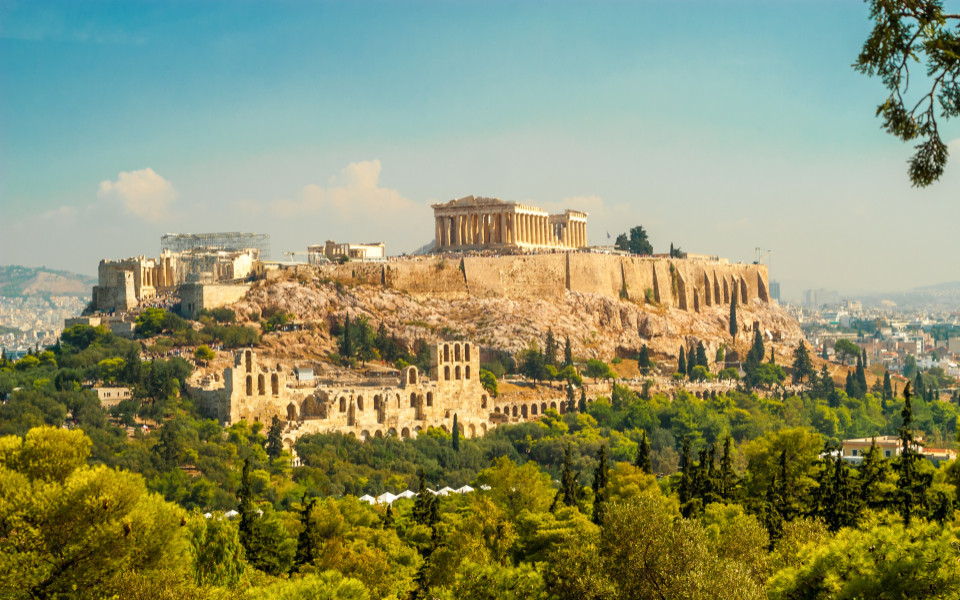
left=1, top=0, right=958, bottom=301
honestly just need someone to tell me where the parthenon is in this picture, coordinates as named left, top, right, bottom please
left=432, top=195, right=588, bottom=251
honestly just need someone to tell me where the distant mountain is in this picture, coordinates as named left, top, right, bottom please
left=0, top=265, right=95, bottom=297
left=912, top=281, right=960, bottom=292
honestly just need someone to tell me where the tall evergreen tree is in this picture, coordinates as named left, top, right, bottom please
left=637, top=345, right=652, bottom=374
left=413, top=468, right=437, bottom=526
left=566, top=383, right=576, bottom=414
left=557, top=445, right=580, bottom=509
left=679, top=437, right=694, bottom=517
left=339, top=313, right=353, bottom=361
left=695, top=341, right=709, bottom=369
left=452, top=414, right=460, bottom=451
left=855, top=352, right=867, bottom=397
left=914, top=371, right=924, bottom=401
left=592, top=445, right=609, bottom=525
left=883, top=370, right=893, bottom=400
left=563, top=336, right=573, bottom=368
left=544, top=329, right=557, bottom=368
left=817, top=364, right=834, bottom=398
left=896, top=384, right=930, bottom=525
left=382, top=503, right=394, bottom=529
left=635, top=431, right=652, bottom=475
left=791, top=342, right=814, bottom=384
left=720, top=436, right=738, bottom=500
left=821, top=342, right=829, bottom=360
left=677, top=347, right=687, bottom=377
left=265, top=415, right=284, bottom=459
left=578, top=387, right=588, bottom=414
left=845, top=371, right=857, bottom=397
left=687, top=346, right=697, bottom=378
left=860, top=438, right=890, bottom=510
left=820, top=454, right=859, bottom=531
left=295, top=498, right=318, bottom=566
left=729, top=294, right=738, bottom=338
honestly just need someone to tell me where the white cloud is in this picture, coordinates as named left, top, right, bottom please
left=271, top=160, right=414, bottom=218
left=97, top=167, right=177, bottom=222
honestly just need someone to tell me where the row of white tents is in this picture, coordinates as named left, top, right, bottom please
left=359, top=484, right=486, bottom=505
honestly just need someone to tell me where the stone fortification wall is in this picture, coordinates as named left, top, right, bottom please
left=180, top=283, right=251, bottom=318
left=319, top=253, right=768, bottom=311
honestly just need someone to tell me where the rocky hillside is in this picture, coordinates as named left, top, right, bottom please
left=230, top=272, right=805, bottom=368
left=0, top=265, right=95, bottom=297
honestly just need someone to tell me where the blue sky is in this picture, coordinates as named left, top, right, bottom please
left=1, top=0, right=958, bottom=298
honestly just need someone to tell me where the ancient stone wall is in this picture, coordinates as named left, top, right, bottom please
left=319, top=253, right=768, bottom=312
left=180, top=283, right=251, bottom=318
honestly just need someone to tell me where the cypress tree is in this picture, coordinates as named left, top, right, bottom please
left=452, top=414, right=460, bottom=451
left=382, top=503, right=394, bottom=528
left=769, top=347, right=776, bottom=366
left=558, top=445, right=580, bottom=509
left=860, top=438, right=890, bottom=510
left=679, top=437, right=694, bottom=517
left=413, top=468, right=434, bottom=525
left=563, top=337, right=573, bottom=368
left=635, top=431, right=652, bottom=475
left=896, top=383, right=930, bottom=525
left=687, top=346, right=697, bottom=378
left=678, top=347, right=687, bottom=377
left=295, top=498, right=318, bottom=566
left=566, top=383, right=576, bottom=413
left=592, top=445, right=609, bottom=525
left=238, top=458, right=255, bottom=546
left=695, top=341, right=709, bottom=369
left=845, top=371, right=857, bottom=397
left=265, top=415, right=284, bottom=459
left=578, top=388, right=588, bottom=414
left=914, top=371, right=924, bottom=401
left=821, top=342, right=829, bottom=360
left=855, top=352, right=867, bottom=397
left=883, top=370, right=893, bottom=400
left=545, top=329, right=557, bottom=367
left=638, top=345, right=651, bottom=374
left=720, top=436, right=737, bottom=500
left=749, top=329, right=765, bottom=364
left=339, top=313, right=353, bottom=360
left=729, top=294, right=738, bottom=338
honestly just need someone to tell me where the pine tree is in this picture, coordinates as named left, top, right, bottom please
left=883, top=370, right=893, bottom=400
left=563, top=337, right=573, bottom=368
left=452, top=414, right=460, bottom=451
left=413, top=468, right=435, bottom=526
left=635, top=431, right=652, bottom=475
left=860, top=438, right=890, bottom=510
left=817, top=364, right=833, bottom=398
left=265, top=415, right=284, bottom=459
left=545, top=329, right=557, bottom=367
left=729, top=294, right=738, bottom=338
left=557, top=445, right=580, bottom=509
left=678, top=347, right=687, bottom=377
left=720, top=436, right=737, bottom=500
left=791, top=342, right=814, bottom=384
left=339, top=314, right=353, bottom=361
left=592, top=445, right=609, bottom=525
left=687, top=346, right=696, bottom=378
left=695, top=341, right=708, bottom=369
left=821, top=454, right=859, bottom=531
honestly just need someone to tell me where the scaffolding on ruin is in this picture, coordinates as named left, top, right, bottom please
left=161, top=232, right=271, bottom=259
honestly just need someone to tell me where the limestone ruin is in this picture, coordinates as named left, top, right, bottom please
left=432, top=195, right=588, bottom=251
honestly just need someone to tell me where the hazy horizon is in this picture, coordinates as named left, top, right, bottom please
left=2, top=1, right=958, bottom=301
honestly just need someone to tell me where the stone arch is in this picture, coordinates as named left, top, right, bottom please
left=481, top=423, right=487, bottom=434
left=415, top=426, right=423, bottom=434
left=406, top=366, right=418, bottom=385
left=301, top=395, right=320, bottom=418
left=427, top=392, right=434, bottom=406
left=559, top=401, right=566, bottom=414
left=361, top=430, right=370, bottom=441
left=245, top=375, right=253, bottom=396
left=375, top=430, right=383, bottom=439
left=357, top=395, right=364, bottom=411
left=271, top=373, right=279, bottom=395
left=465, top=365, right=471, bottom=379
left=531, top=403, right=538, bottom=415
left=550, top=401, right=557, bottom=411
left=521, top=404, right=528, bottom=418
left=494, top=407, right=501, bottom=414
left=541, top=402, right=547, bottom=413
left=443, top=344, right=450, bottom=362
left=481, top=394, right=487, bottom=408
left=465, top=343, right=471, bottom=361
left=455, top=366, right=461, bottom=380
left=339, top=397, right=346, bottom=412
left=444, top=366, right=451, bottom=381
left=401, top=427, right=410, bottom=439
left=257, top=374, right=265, bottom=395
left=283, top=437, right=294, bottom=450
left=286, top=402, right=297, bottom=420
left=348, top=431, right=356, bottom=438
left=440, top=424, right=448, bottom=433
left=468, top=423, right=476, bottom=438
left=245, top=350, right=252, bottom=372
left=512, top=406, right=518, bottom=417
left=455, top=344, right=462, bottom=361
left=410, top=392, right=417, bottom=408
left=388, top=427, right=397, bottom=437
